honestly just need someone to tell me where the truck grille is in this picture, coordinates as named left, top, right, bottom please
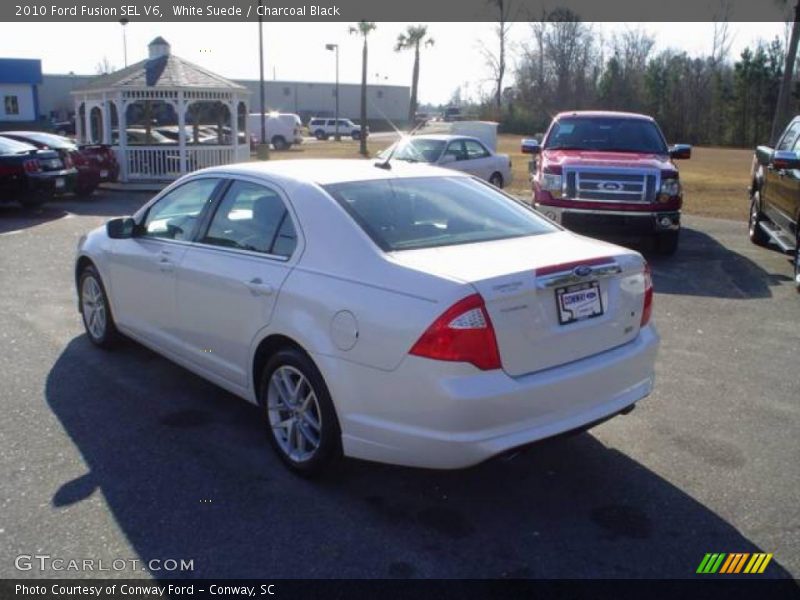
left=564, top=168, right=659, bottom=203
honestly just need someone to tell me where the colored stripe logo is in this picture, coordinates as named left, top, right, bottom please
left=697, top=553, right=773, bottom=574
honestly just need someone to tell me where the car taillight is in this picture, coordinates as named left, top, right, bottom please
left=23, top=159, right=41, bottom=174
left=71, top=151, right=86, bottom=166
left=409, top=293, right=501, bottom=370
left=641, top=262, right=653, bottom=326
left=62, top=152, right=73, bottom=168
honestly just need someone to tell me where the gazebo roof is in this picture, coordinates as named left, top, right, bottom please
left=74, top=38, right=247, bottom=92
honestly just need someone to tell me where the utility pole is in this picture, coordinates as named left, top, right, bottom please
left=257, top=0, right=269, bottom=159
left=326, top=43, right=340, bottom=141
left=120, top=19, right=129, bottom=67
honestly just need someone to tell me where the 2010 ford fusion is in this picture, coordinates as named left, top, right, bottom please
left=75, top=159, right=659, bottom=475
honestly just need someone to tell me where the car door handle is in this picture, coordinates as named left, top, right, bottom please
left=245, top=278, right=274, bottom=297
left=158, top=257, right=174, bottom=273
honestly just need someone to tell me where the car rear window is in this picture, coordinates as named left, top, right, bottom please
left=324, top=176, right=556, bottom=252
left=16, top=132, right=74, bottom=149
left=545, top=116, right=668, bottom=154
left=0, top=136, right=36, bottom=154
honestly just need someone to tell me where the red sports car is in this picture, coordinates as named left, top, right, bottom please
left=0, top=131, right=119, bottom=196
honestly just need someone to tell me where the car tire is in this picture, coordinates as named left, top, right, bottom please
left=271, top=136, right=289, bottom=151
left=748, top=190, right=769, bottom=246
left=655, top=230, right=679, bottom=255
left=314, top=130, right=326, bottom=141
left=489, top=172, right=504, bottom=188
left=19, top=193, right=47, bottom=209
left=79, top=265, right=120, bottom=348
left=351, top=131, right=361, bottom=141
left=259, top=347, right=342, bottom=477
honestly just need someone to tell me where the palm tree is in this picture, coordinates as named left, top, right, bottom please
left=395, top=25, right=434, bottom=126
left=349, top=21, right=377, bottom=156
left=771, top=1, right=800, bottom=145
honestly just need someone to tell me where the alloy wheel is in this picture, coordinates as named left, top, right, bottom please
left=267, top=365, right=323, bottom=463
left=81, top=276, right=107, bottom=340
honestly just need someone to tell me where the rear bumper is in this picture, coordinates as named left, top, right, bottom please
left=536, top=204, right=680, bottom=236
left=319, top=324, right=659, bottom=469
left=29, top=170, right=77, bottom=195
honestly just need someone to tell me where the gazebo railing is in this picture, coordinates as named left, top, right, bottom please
left=118, top=145, right=248, bottom=181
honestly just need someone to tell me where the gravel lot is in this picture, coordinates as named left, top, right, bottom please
left=0, top=190, right=797, bottom=579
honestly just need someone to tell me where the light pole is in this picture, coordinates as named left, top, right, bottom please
left=325, top=43, right=340, bottom=141
left=257, top=0, right=269, bottom=159
left=120, top=19, right=129, bottom=67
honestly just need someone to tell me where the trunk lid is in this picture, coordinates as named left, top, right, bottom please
left=390, top=231, right=648, bottom=376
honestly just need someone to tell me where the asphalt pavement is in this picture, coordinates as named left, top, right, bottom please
left=0, top=191, right=798, bottom=579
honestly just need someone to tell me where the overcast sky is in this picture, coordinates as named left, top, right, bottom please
left=0, top=21, right=786, bottom=104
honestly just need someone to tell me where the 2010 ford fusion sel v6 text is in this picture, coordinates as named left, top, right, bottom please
left=74, top=159, right=659, bottom=475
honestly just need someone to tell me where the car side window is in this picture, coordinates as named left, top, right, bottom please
left=444, top=140, right=467, bottom=161
left=777, top=121, right=800, bottom=151
left=201, top=180, right=297, bottom=258
left=326, top=120, right=336, bottom=127
left=464, top=140, right=490, bottom=159
left=141, top=178, right=220, bottom=241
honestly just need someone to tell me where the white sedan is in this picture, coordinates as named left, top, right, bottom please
left=379, top=134, right=513, bottom=188
left=75, top=159, right=658, bottom=475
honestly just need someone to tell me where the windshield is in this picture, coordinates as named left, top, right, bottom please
left=545, top=116, right=668, bottom=154
left=324, top=176, right=556, bottom=252
left=384, top=138, right=447, bottom=163
left=0, top=136, right=36, bottom=154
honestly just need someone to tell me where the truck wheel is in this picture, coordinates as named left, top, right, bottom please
left=351, top=131, right=361, bottom=141
left=314, top=130, right=327, bottom=141
left=748, top=190, right=769, bottom=246
left=655, top=230, right=679, bottom=255
left=271, top=136, right=289, bottom=151
left=489, top=172, right=504, bottom=188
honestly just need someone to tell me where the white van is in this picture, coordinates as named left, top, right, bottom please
left=247, top=113, right=303, bottom=150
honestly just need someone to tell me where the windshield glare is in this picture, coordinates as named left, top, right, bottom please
left=389, top=138, right=446, bottom=163
left=324, top=176, right=556, bottom=252
left=545, top=117, right=668, bottom=154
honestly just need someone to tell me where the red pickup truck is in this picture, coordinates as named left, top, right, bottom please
left=522, top=111, right=691, bottom=254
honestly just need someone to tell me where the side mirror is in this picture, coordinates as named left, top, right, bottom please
left=521, top=138, right=541, bottom=155
left=772, top=149, right=800, bottom=170
left=439, top=154, right=457, bottom=165
left=755, top=145, right=773, bottom=167
left=106, top=217, right=136, bottom=239
left=669, top=144, right=692, bottom=160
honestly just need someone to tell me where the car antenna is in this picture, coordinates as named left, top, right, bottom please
left=373, top=104, right=426, bottom=170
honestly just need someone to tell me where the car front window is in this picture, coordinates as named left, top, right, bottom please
left=324, top=176, right=556, bottom=252
left=141, top=178, right=221, bottom=241
left=545, top=117, right=668, bottom=154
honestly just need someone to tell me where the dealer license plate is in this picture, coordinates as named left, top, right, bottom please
left=556, top=281, right=603, bottom=325
left=55, top=177, right=65, bottom=189
left=100, top=169, right=109, bottom=178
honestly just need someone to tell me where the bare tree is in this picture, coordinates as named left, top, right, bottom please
left=480, top=0, right=513, bottom=112
left=771, top=0, right=800, bottom=144
left=395, top=25, right=434, bottom=125
left=349, top=21, right=377, bottom=156
left=95, top=56, right=115, bottom=75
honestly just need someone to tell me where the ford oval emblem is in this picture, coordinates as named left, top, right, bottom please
left=600, top=182, right=622, bottom=191
left=573, top=265, right=593, bottom=277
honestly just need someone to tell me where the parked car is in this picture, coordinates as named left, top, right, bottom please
left=111, top=128, right=173, bottom=145
left=523, top=111, right=691, bottom=255
left=75, top=159, right=658, bottom=475
left=749, top=116, right=800, bottom=289
left=247, top=113, right=303, bottom=150
left=154, top=126, right=215, bottom=145
left=0, top=131, right=118, bottom=196
left=443, top=106, right=462, bottom=122
left=379, top=134, right=512, bottom=188
left=307, top=117, right=367, bottom=141
left=0, top=136, right=77, bottom=207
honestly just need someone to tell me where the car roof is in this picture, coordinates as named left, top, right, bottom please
left=408, top=134, right=481, bottom=142
left=554, top=110, right=654, bottom=121
left=198, top=158, right=468, bottom=186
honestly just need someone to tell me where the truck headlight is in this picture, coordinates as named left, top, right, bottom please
left=658, top=178, right=681, bottom=201
left=541, top=173, right=563, bottom=198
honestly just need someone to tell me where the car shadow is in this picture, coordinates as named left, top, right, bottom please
left=45, top=336, right=794, bottom=579
left=587, top=227, right=791, bottom=299
left=0, top=190, right=149, bottom=234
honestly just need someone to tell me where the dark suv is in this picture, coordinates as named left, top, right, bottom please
left=749, top=117, right=800, bottom=289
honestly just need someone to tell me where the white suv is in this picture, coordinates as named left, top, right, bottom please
left=308, top=118, right=367, bottom=141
